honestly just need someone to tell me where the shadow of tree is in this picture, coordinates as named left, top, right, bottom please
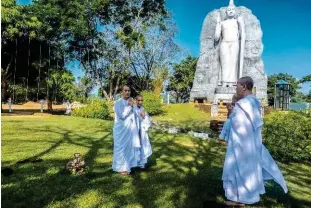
left=2, top=124, right=311, bottom=208
left=129, top=131, right=226, bottom=208
left=2, top=125, right=116, bottom=207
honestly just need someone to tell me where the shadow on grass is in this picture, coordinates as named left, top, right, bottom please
left=1, top=109, right=66, bottom=116
left=2, top=126, right=116, bottom=207
left=2, top=126, right=311, bottom=208
left=129, top=131, right=226, bottom=208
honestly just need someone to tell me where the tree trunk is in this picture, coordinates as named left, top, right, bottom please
left=176, top=93, right=180, bottom=103
left=47, top=44, right=50, bottom=98
left=109, top=80, right=113, bottom=100
left=53, top=88, right=56, bottom=104
left=37, top=42, right=42, bottom=101
left=113, top=76, right=121, bottom=99
left=54, top=89, right=58, bottom=103
left=13, top=39, right=17, bottom=102
left=47, top=87, right=53, bottom=112
left=96, top=78, right=110, bottom=101
left=46, top=44, right=53, bottom=112
left=26, top=37, right=30, bottom=101
left=1, top=55, right=13, bottom=107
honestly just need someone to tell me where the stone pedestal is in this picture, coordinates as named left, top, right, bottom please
left=214, top=86, right=236, bottom=103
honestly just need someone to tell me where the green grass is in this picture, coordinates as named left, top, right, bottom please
left=153, top=104, right=211, bottom=132
left=2, top=115, right=311, bottom=208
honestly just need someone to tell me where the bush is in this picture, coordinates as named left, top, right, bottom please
left=262, top=111, right=311, bottom=163
left=263, top=106, right=275, bottom=115
left=71, top=99, right=111, bottom=120
left=141, top=91, right=166, bottom=116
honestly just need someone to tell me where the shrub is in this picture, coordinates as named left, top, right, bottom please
left=141, top=91, right=166, bottom=116
left=262, top=111, right=311, bottom=163
left=72, top=99, right=111, bottom=120
left=263, top=106, right=275, bottom=115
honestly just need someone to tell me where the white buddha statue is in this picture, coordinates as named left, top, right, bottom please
left=214, top=0, right=245, bottom=86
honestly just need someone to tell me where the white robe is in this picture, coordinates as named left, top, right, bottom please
left=112, top=98, right=141, bottom=173
left=134, top=106, right=153, bottom=167
left=222, top=95, right=288, bottom=204
left=220, top=119, right=231, bottom=142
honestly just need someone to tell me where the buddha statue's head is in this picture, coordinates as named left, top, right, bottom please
left=226, top=0, right=236, bottom=18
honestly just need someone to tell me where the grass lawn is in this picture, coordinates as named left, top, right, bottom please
left=153, top=104, right=211, bottom=132
left=1, top=115, right=311, bottom=208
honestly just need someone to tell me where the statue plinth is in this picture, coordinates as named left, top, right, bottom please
left=215, top=86, right=236, bottom=94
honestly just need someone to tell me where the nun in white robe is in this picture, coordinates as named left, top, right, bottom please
left=222, top=94, right=288, bottom=204
left=134, top=106, right=153, bottom=167
left=112, top=98, right=141, bottom=173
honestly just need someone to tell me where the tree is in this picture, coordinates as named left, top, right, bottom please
left=300, top=74, right=311, bottom=103
left=291, top=92, right=307, bottom=103
left=62, top=0, right=170, bottom=100
left=1, top=0, right=42, bottom=104
left=152, top=67, right=169, bottom=96
left=129, top=21, right=179, bottom=92
left=46, top=68, right=76, bottom=103
left=117, top=13, right=179, bottom=93
left=300, top=74, right=311, bottom=84
left=267, top=73, right=301, bottom=106
left=1, top=0, right=172, bottom=106
left=168, top=56, right=197, bottom=103
left=75, top=76, right=95, bottom=102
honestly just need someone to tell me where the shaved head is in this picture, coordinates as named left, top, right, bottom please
left=136, top=95, right=143, bottom=107
left=238, top=76, right=254, bottom=90
left=136, top=95, right=143, bottom=99
left=122, top=85, right=130, bottom=90
left=122, top=85, right=130, bottom=98
left=236, top=76, right=254, bottom=99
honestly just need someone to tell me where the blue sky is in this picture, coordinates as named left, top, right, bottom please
left=18, top=0, right=311, bottom=92
left=166, top=0, right=311, bottom=92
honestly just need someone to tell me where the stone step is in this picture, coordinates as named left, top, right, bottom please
left=218, top=112, right=227, bottom=115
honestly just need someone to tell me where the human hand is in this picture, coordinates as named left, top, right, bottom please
left=140, top=111, right=145, bottom=118
left=226, top=103, right=233, bottom=111
left=128, top=98, right=134, bottom=106
left=219, top=139, right=227, bottom=145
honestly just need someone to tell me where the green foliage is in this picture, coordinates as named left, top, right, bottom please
left=300, top=74, right=311, bottom=84
left=262, top=111, right=311, bottom=162
left=9, top=84, right=26, bottom=104
left=74, top=76, right=95, bottom=103
left=1, top=0, right=42, bottom=41
left=152, top=67, right=169, bottom=96
left=46, top=68, right=76, bottom=102
left=300, top=74, right=311, bottom=102
left=72, top=99, right=111, bottom=120
left=1, top=0, right=171, bottom=104
left=267, top=73, right=301, bottom=106
left=141, top=91, right=165, bottom=116
left=291, top=92, right=310, bottom=104
left=168, top=56, right=197, bottom=103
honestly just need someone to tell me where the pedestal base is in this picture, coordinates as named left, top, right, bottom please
left=214, top=86, right=236, bottom=103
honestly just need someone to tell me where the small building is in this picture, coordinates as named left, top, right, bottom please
left=274, top=80, right=290, bottom=110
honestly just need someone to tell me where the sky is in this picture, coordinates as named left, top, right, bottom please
left=17, top=0, right=311, bottom=93
left=166, top=0, right=311, bottom=92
